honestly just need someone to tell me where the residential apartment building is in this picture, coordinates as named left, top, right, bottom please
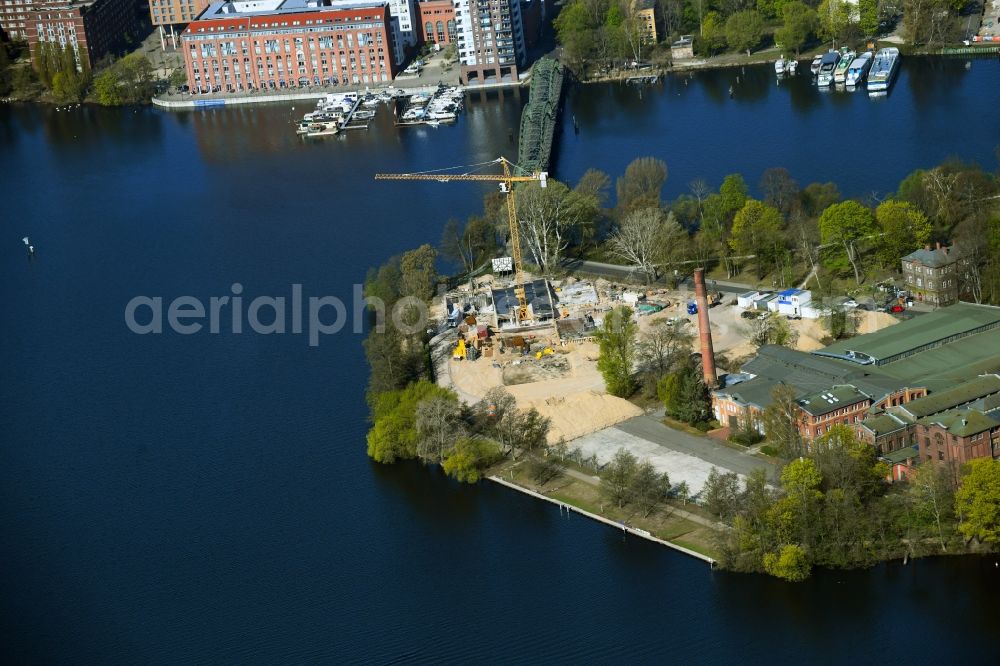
left=385, top=0, right=414, bottom=60
left=418, top=0, right=453, bottom=44
left=901, top=243, right=964, bottom=306
left=452, top=0, right=525, bottom=85
left=916, top=409, right=1000, bottom=464
left=181, top=0, right=398, bottom=93
left=796, top=386, right=873, bottom=440
left=27, top=0, right=142, bottom=68
left=633, top=0, right=656, bottom=44
left=2, top=0, right=38, bottom=41
left=148, top=0, right=212, bottom=28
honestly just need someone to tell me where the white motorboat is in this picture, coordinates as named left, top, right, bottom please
left=845, top=52, right=873, bottom=87
left=775, top=56, right=787, bottom=75
left=816, top=51, right=841, bottom=87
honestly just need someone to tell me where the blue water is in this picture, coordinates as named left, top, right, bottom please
left=2, top=59, right=1000, bottom=663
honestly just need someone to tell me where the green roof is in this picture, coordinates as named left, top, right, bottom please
left=918, top=409, right=1000, bottom=437
left=873, top=327, right=1000, bottom=392
left=860, top=412, right=909, bottom=436
left=821, top=302, right=1000, bottom=365
left=881, top=446, right=919, bottom=464
left=898, top=374, right=1000, bottom=420
left=797, top=385, right=870, bottom=416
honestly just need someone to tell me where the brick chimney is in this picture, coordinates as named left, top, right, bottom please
left=693, top=268, right=718, bottom=389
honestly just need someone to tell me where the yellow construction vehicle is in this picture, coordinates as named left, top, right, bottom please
left=453, top=338, right=466, bottom=360
left=375, top=157, right=547, bottom=323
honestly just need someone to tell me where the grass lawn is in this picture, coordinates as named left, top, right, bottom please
left=500, top=461, right=722, bottom=561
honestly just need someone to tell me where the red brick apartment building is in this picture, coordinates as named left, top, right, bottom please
left=7, top=0, right=141, bottom=68
left=181, top=0, right=398, bottom=93
left=417, top=0, right=453, bottom=45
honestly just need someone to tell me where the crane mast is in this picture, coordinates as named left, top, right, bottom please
left=374, top=157, right=547, bottom=323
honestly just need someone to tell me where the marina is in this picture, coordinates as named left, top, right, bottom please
left=394, top=85, right=466, bottom=127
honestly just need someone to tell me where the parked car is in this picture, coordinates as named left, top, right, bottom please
left=890, top=304, right=905, bottom=313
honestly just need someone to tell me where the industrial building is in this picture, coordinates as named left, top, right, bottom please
left=712, top=302, right=1000, bottom=467
left=417, top=0, right=455, bottom=45
left=180, top=0, right=398, bottom=93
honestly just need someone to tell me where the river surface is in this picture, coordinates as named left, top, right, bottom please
left=2, top=56, right=1000, bottom=663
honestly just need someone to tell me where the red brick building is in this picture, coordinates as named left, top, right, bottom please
left=20, top=0, right=141, bottom=68
left=917, top=409, right=1000, bottom=464
left=417, top=0, right=453, bottom=45
left=181, top=0, right=398, bottom=93
left=1, top=0, right=38, bottom=41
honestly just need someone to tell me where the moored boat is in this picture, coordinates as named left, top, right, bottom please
left=305, top=121, right=340, bottom=137
left=868, top=47, right=901, bottom=93
left=775, top=56, right=786, bottom=75
left=816, top=51, right=840, bottom=87
left=810, top=54, right=824, bottom=76
left=788, top=59, right=798, bottom=75
left=833, top=50, right=856, bottom=84
left=845, top=51, right=873, bottom=87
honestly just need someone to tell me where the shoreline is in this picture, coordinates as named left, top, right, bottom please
left=488, top=475, right=718, bottom=566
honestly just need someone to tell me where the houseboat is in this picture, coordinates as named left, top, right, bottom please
left=844, top=52, right=873, bottom=87
left=867, top=47, right=901, bottom=93
left=833, top=50, right=856, bottom=84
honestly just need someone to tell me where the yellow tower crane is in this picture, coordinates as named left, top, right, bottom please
left=374, top=157, right=547, bottom=323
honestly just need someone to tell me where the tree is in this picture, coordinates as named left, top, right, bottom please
left=703, top=467, right=742, bottom=520
left=364, top=324, right=425, bottom=399
left=636, top=318, right=693, bottom=394
left=400, top=244, right=438, bottom=301
left=857, top=0, right=880, bottom=36
left=442, top=438, right=503, bottom=483
left=719, top=173, right=749, bottom=218
left=955, top=459, right=1000, bottom=545
left=730, top=199, right=786, bottom=278
left=761, top=385, right=804, bottom=459
left=367, top=381, right=456, bottom=463
left=700, top=12, right=728, bottom=54
left=516, top=179, right=595, bottom=273
left=725, top=11, right=764, bottom=55
left=616, top=157, right=668, bottom=214
left=440, top=216, right=496, bottom=276
left=907, top=461, right=956, bottom=552
left=92, top=53, right=154, bottom=106
left=817, top=0, right=853, bottom=45
left=415, top=394, right=465, bottom=463
left=602, top=448, right=639, bottom=508
left=530, top=453, right=564, bottom=485
left=659, top=362, right=711, bottom=425
left=607, top=207, right=684, bottom=280
left=760, top=167, right=801, bottom=214
left=874, top=200, right=931, bottom=269
left=762, top=544, right=811, bottom=581
left=775, top=1, right=820, bottom=54
left=818, top=200, right=877, bottom=284
left=799, top=181, right=841, bottom=218
left=631, top=461, right=671, bottom=517
left=596, top=306, right=639, bottom=397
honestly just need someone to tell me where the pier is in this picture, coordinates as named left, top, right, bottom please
left=516, top=57, right=565, bottom=175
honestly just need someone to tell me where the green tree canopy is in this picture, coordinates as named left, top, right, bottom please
left=730, top=199, right=786, bottom=278
left=725, top=11, right=765, bottom=55
left=775, top=1, right=820, bottom=54
left=818, top=200, right=876, bottom=284
left=367, top=381, right=457, bottom=463
left=955, top=459, right=1000, bottom=545
left=596, top=306, right=639, bottom=397
left=874, top=200, right=932, bottom=268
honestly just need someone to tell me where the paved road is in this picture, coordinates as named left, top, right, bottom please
left=561, top=258, right=752, bottom=295
left=614, top=411, right=777, bottom=481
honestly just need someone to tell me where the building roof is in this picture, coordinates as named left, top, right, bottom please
left=821, top=302, right=1000, bottom=365
left=194, top=0, right=387, bottom=20
left=919, top=408, right=1000, bottom=438
left=897, top=374, right=1000, bottom=420
left=860, top=412, right=909, bottom=436
left=492, top=280, right=554, bottom=319
left=902, top=245, right=959, bottom=268
left=881, top=446, right=919, bottom=464
left=797, top=385, right=871, bottom=417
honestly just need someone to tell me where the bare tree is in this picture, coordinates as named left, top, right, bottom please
left=416, top=396, right=465, bottom=463
left=607, top=207, right=665, bottom=280
left=516, top=180, right=594, bottom=273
